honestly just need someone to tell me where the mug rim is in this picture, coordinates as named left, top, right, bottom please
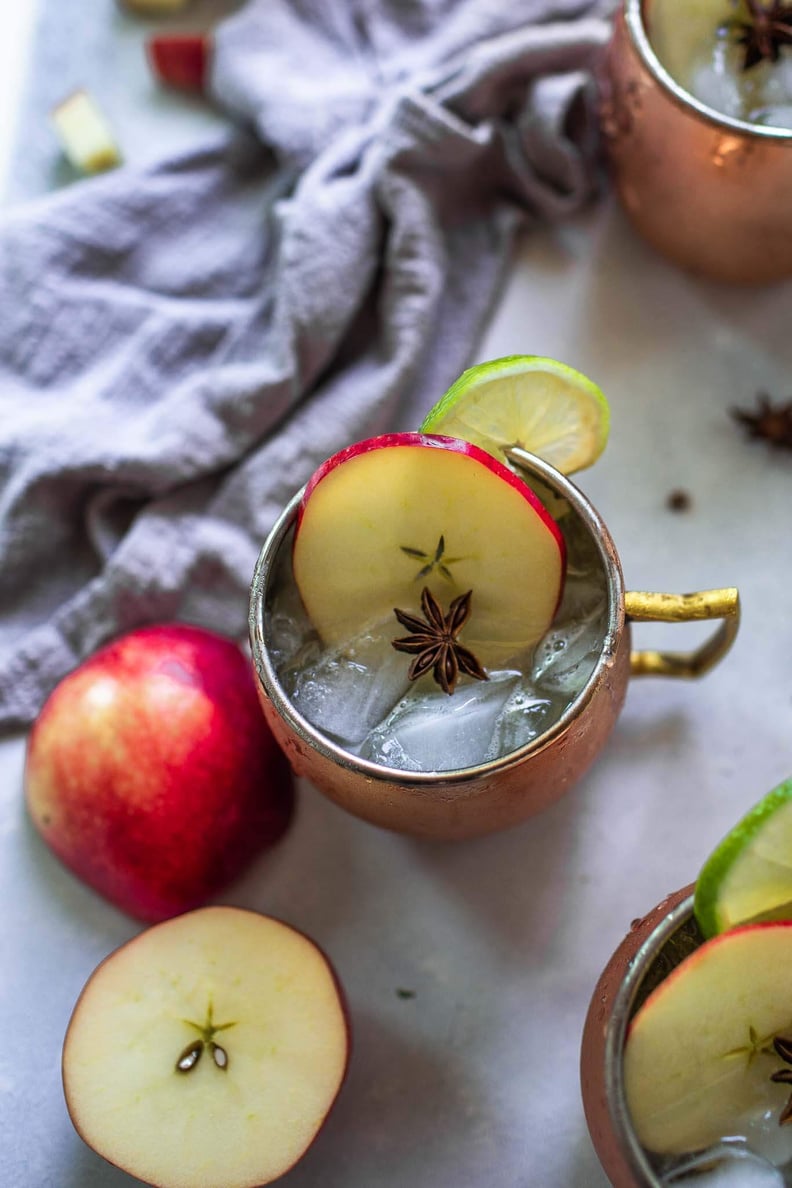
left=625, top=0, right=792, bottom=142
left=248, top=450, right=625, bottom=787
left=602, top=890, right=698, bottom=1187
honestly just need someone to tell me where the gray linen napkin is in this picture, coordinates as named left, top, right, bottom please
left=0, top=0, right=612, bottom=730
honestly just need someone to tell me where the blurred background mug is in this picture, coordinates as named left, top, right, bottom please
left=600, top=0, right=792, bottom=284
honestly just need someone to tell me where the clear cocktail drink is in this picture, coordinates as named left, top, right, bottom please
left=265, top=465, right=608, bottom=776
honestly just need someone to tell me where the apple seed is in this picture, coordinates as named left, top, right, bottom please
left=177, top=1001, right=236, bottom=1075
left=210, top=1042, right=229, bottom=1070
left=176, top=1041, right=204, bottom=1074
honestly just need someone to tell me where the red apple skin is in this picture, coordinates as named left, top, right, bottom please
left=146, top=34, right=211, bottom=93
left=25, top=625, right=295, bottom=923
left=296, top=432, right=565, bottom=557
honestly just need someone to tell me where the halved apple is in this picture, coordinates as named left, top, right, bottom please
left=624, top=922, right=792, bottom=1155
left=62, top=907, right=349, bottom=1188
left=292, top=433, right=565, bottom=672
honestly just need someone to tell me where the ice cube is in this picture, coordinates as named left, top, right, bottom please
left=531, top=585, right=606, bottom=697
left=486, top=682, right=560, bottom=760
left=748, top=105, right=792, bottom=131
left=266, top=572, right=317, bottom=670
left=736, top=1103, right=792, bottom=1171
left=360, top=671, right=521, bottom=772
left=282, top=626, right=413, bottom=746
left=657, top=1140, right=784, bottom=1186
left=689, top=58, right=743, bottom=120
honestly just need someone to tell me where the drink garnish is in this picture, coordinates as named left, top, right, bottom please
left=770, top=1036, right=792, bottom=1124
left=729, top=1, right=792, bottom=70
left=418, top=355, right=610, bottom=477
left=391, top=586, right=488, bottom=696
left=731, top=392, right=792, bottom=450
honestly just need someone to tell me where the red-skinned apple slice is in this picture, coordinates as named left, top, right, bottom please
left=63, top=906, right=349, bottom=1188
left=292, top=433, right=565, bottom=672
left=624, top=922, right=792, bottom=1155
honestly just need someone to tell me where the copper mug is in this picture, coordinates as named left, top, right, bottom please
left=600, top=0, right=792, bottom=283
left=580, top=885, right=700, bottom=1188
left=248, top=449, right=739, bottom=841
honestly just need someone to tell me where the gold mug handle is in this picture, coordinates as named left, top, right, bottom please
left=626, top=588, right=740, bottom=678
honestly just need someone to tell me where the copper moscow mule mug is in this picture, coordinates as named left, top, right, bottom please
left=580, top=885, right=697, bottom=1188
left=248, top=449, right=739, bottom=842
left=600, top=0, right=792, bottom=284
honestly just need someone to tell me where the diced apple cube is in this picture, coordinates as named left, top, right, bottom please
left=146, top=34, right=210, bottom=92
left=51, top=90, right=122, bottom=175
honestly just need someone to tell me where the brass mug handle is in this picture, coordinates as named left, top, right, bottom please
left=626, top=588, right=740, bottom=678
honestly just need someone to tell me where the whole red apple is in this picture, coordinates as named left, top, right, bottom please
left=25, top=624, right=295, bottom=922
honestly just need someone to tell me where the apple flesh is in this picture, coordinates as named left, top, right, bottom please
left=624, top=922, right=792, bottom=1155
left=63, top=906, right=349, bottom=1188
left=50, top=90, right=122, bottom=175
left=292, top=433, right=565, bottom=673
left=25, top=624, right=294, bottom=922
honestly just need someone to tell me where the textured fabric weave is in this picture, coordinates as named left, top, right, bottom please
left=0, top=0, right=612, bottom=728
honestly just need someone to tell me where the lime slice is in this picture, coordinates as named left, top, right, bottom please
left=694, top=776, right=792, bottom=938
left=419, top=355, right=610, bottom=475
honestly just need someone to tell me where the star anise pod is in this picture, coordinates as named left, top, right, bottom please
left=769, top=1036, right=792, bottom=1124
left=391, top=586, right=488, bottom=696
left=731, top=392, right=792, bottom=449
left=730, top=0, right=792, bottom=70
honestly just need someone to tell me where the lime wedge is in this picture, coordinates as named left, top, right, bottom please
left=419, top=355, right=610, bottom=475
left=694, top=776, right=792, bottom=938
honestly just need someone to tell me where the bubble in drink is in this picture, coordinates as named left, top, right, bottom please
left=486, top=684, right=560, bottom=761
left=531, top=581, right=606, bottom=696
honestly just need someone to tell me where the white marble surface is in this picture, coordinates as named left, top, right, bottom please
left=2, top=5, right=792, bottom=1188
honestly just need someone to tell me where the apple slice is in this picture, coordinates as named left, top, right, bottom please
left=63, top=906, right=349, bottom=1188
left=292, top=433, right=565, bottom=673
left=51, top=90, right=122, bottom=175
left=624, top=922, right=792, bottom=1155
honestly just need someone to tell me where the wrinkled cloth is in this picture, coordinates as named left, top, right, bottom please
left=0, top=0, right=613, bottom=730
